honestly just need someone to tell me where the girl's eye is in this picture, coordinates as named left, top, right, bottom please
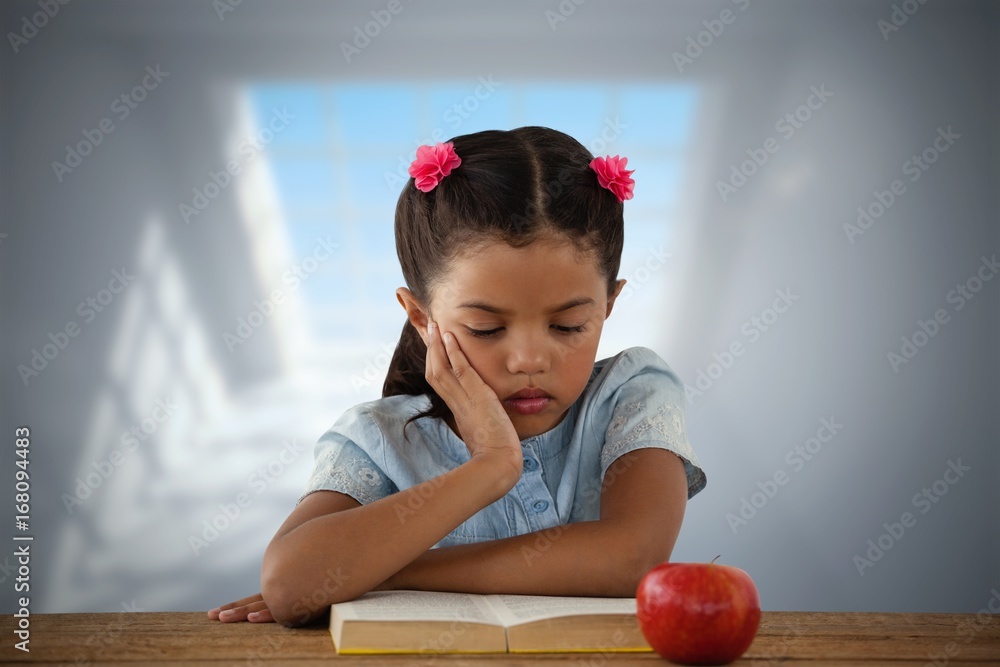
left=465, top=327, right=503, bottom=338
left=465, top=324, right=587, bottom=338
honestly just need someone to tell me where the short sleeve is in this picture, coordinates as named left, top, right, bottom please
left=297, top=409, right=397, bottom=506
left=599, top=349, right=707, bottom=499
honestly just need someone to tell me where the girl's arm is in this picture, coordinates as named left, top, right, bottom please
left=382, top=448, right=689, bottom=597
left=260, top=453, right=518, bottom=627
left=212, top=448, right=683, bottom=624
left=259, top=321, right=524, bottom=627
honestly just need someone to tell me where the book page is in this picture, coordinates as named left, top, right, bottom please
left=483, top=594, right=638, bottom=626
left=333, top=590, right=502, bottom=625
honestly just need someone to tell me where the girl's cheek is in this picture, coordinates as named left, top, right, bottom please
left=567, top=329, right=596, bottom=351
left=465, top=340, right=494, bottom=366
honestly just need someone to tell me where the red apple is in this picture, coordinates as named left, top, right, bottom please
left=636, top=556, right=760, bottom=665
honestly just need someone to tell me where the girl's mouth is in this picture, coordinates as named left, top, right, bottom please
left=503, top=386, right=553, bottom=415
left=504, top=397, right=551, bottom=415
left=504, top=396, right=552, bottom=415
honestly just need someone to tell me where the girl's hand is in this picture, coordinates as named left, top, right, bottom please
left=425, top=320, right=523, bottom=483
left=208, top=593, right=273, bottom=623
left=208, top=579, right=398, bottom=623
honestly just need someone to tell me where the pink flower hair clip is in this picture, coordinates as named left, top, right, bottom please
left=408, top=141, right=462, bottom=192
left=590, top=155, right=635, bottom=202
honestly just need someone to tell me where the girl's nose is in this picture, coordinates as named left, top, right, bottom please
left=505, top=334, right=550, bottom=377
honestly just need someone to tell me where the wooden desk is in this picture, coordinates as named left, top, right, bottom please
left=2, top=611, right=998, bottom=665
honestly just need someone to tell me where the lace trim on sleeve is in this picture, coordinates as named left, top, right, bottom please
left=601, top=398, right=696, bottom=470
left=326, top=456, right=387, bottom=505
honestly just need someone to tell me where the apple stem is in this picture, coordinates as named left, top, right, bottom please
left=710, top=554, right=721, bottom=565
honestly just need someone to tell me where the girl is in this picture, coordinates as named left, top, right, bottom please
left=209, top=126, right=707, bottom=627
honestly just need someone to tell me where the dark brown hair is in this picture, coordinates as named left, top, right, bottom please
left=382, top=126, right=625, bottom=431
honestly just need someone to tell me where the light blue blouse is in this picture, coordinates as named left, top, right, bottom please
left=298, top=346, right=707, bottom=549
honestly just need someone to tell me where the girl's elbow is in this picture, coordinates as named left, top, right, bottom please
left=261, top=549, right=312, bottom=627
left=260, top=548, right=362, bottom=626
left=263, top=581, right=362, bottom=627
left=262, top=575, right=332, bottom=627
left=628, top=534, right=677, bottom=593
left=261, top=568, right=303, bottom=627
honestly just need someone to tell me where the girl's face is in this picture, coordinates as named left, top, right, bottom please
left=397, top=234, right=626, bottom=441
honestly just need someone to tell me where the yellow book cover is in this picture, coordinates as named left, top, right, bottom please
left=329, top=589, right=654, bottom=654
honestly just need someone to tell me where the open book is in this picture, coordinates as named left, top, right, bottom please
left=329, top=589, right=653, bottom=654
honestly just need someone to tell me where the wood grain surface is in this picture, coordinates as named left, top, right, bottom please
left=1, top=610, right=998, bottom=665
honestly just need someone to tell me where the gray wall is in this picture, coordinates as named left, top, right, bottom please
left=1, top=0, right=996, bottom=614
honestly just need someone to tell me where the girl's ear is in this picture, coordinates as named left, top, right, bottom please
left=606, top=279, right=627, bottom=318
left=396, top=287, right=431, bottom=345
